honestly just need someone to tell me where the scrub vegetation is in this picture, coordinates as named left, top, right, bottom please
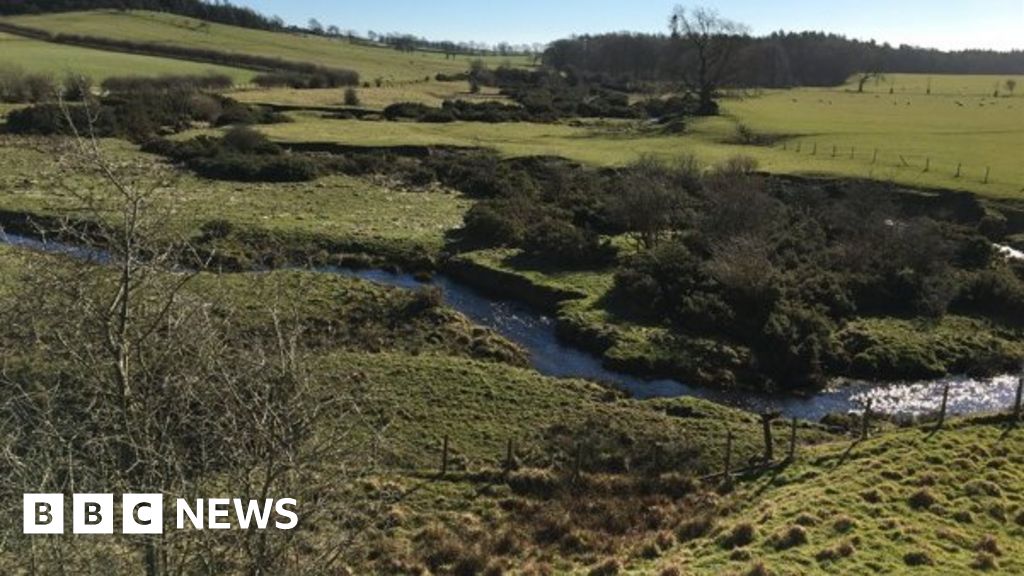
left=0, top=1, right=1022, bottom=574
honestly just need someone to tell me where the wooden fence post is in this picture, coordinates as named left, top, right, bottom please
left=937, top=383, right=950, bottom=430
left=872, top=148, right=878, bottom=164
left=761, top=412, right=779, bottom=465
left=861, top=399, right=872, bottom=440
left=924, top=157, right=930, bottom=172
left=832, top=144, right=837, bottom=158
left=724, top=429, right=733, bottom=480
left=811, top=142, right=817, bottom=156
left=440, top=434, right=450, bottom=476
left=1014, top=366, right=1023, bottom=425
left=955, top=162, right=962, bottom=178
left=788, top=417, right=798, bottom=462
left=984, top=166, right=991, bottom=184
left=850, top=146, right=855, bottom=159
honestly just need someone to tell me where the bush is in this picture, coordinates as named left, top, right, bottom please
left=770, top=525, right=808, bottom=550
left=344, top=87, right=360, bottom=106
left=908, top=488, right=937, bottom=510
left=719, top=522, right=756, bottom=549
left=221, top=126, right=280, bottom=154
left=101, top=73, right=233, bottom=94
left=521, top=218, right=616, bottom=267
left=383, top=102, right=433, bottom=121
left=0, top=65, right=57, bottom=102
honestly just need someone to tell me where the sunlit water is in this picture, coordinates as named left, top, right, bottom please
left=327, top=267, right=1021, bottom=421
left=2, top=231, right=1018, bottom=421
left=995, top=243, right=1024, bottom=261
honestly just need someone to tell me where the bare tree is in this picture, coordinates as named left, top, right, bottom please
left=670, top=5, right=749, bottom=115
left=856, top=71, right=885, bottom=93
left=1006, top=78, right=1017, bottom=96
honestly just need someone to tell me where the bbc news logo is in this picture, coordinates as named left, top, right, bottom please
left=24, top=494, right=298, bottom=534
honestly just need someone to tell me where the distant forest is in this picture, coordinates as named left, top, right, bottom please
left=0, top=0, right=283, bottom=30
left=544, top=32, right=1024, bottom=88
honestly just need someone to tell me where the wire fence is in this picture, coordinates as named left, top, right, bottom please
left=420, top=372, right=1024, bottom=486
left=777, top=140, right=1015, bottom=188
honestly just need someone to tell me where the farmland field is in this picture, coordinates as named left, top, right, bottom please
left=230, top=80, right=508, bottom=110
left=0, top=30, right=255, bottom=82
left=0, top=138, right=469, bottom=260
left=199, top=80, right=1024, bottom=198
left=1, top=10, right=532, bottom=82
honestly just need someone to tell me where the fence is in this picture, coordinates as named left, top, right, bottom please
left=778, top=141, right=1009, bottom=187
left=426, top=371, right=1024, bottom=486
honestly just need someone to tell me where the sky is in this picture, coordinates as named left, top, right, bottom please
left=238, top=0, right=1024, bottom=51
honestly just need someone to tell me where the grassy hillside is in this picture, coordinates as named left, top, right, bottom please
left=662, top=416, right=1024, bottom=575
left=1, top=10, right=530, bottom=83
left=0, top=30, right=254, bottom=82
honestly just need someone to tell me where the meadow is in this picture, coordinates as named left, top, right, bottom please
left=0, top=137, right=470, bottom=263
left=1, top=10, right=532, bottom=83
left=230, top=81, right=508, bottom=110
left=0, top=30, right=254, bottom=82
left=206, top=78, right=1024, bottom=199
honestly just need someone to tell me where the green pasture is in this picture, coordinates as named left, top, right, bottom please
left=668, top=417, right=1024, bottom=574
left=840, top=72, right=1024, bottom=96
left=2, top=10, right=531, bottom=83
left=230, top=81, right=509, bottom=110
left=0, top=138, right=469, bottom=259
left=0, top=31, right=254, bottom=82
left=215, top=93, right=1023, bottom=198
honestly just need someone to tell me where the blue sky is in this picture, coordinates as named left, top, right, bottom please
left=239, top=1, right=1023, bottom=51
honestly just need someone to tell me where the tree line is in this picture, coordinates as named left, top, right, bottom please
left=543, top=30, right=1024, bottom=90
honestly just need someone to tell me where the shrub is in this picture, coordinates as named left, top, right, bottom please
left=221, top=126, right=280, bottom=154
left=908, top=488, right=937, bottom=510
left=976, top=535, right=1002, bottom=556
left=903, top=551, right=934, bottom=566
left=383, top=102, right=433, bottom=121
left=521, top=218, right=616, bottom=268
left=102, top=73, right=232, bottom=94
left=971, top=553, right=999, bottom=571
left=344, top=87, right=360, bottom=106
left=770, top=525, right=808, bottom=550
left=61, top=73, right=93, bottom=101
left=676, top=515, right=715, bottom=542
left=719, top=522, right=756, bottom=549
left=717, top=155, right=760, bottom=175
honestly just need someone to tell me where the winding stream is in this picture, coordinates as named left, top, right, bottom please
left=3, top=231, right=1020, bottom=421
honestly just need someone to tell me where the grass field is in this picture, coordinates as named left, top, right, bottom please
left=0, top=137, right=470, bottom=261
left=230, top=81, right=508, bottom=110
left=0, top=31, right=255, bottom=82
left=211, top=97, right=1024, bottom=198
left=666, top=416, right=1024, bottom=575
left=841, top=72, right=1024, bottom=96
left=1, top=10, right=531, bottom=83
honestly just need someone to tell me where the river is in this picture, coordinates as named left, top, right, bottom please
left=3, top=231, right=1020, bottom=421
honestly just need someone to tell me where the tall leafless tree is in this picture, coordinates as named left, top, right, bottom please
left=670, top=5, right=749, bottom=115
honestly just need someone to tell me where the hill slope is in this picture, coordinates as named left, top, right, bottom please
left=0, top=30, right=253, bottom=81
left=660, top=417, right=1024, bottom=574
left=1, top=10, right=528, bottom=83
